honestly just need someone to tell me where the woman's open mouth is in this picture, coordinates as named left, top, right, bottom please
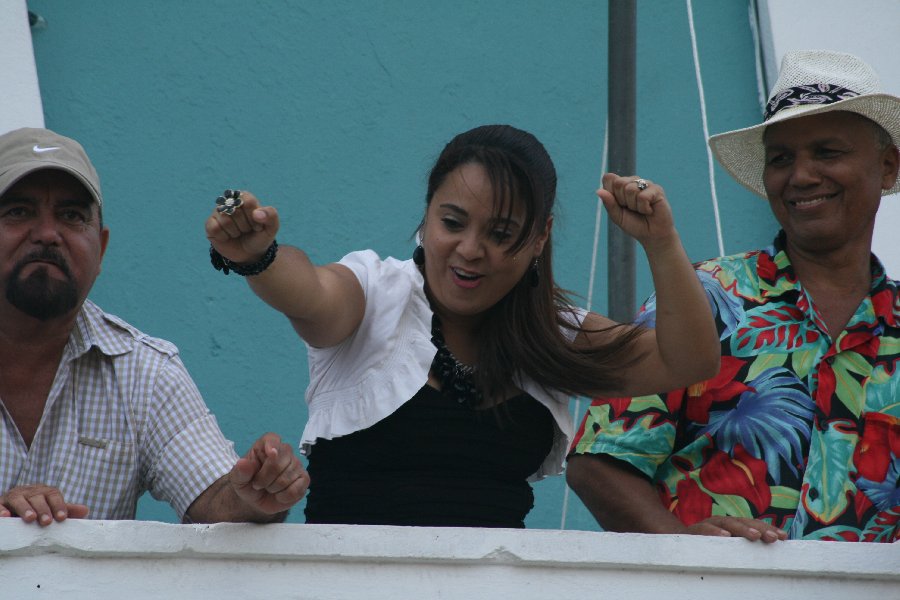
left=451, top=267, right=482, bottom=288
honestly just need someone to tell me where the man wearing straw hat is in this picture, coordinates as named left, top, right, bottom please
left=568, top=50, right=900, bottom=542
left=0, top=128, right=309, bottom=526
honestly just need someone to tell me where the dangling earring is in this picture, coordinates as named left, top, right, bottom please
left=413, top=245, right=425, bottom=266
left=529, top=258, right=540, bottom=288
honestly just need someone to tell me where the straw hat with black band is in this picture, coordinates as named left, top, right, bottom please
left=709, top=50, right=900, bottom=199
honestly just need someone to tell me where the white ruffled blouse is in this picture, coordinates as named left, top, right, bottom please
left=301, top=250, right=584, bottom=481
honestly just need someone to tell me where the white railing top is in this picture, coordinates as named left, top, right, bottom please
left=2, top=520, right=897, bottom=599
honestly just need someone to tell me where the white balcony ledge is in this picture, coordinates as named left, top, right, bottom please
left=1, top=520, right=897, bottom=599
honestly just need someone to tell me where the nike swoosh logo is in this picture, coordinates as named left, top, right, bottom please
left=33, top=145, right=60, bottom=153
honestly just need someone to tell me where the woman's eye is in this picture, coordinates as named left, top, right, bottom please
left=491, top=230, right=512, bottom=243
left=441, top=217, right=463, bottom=230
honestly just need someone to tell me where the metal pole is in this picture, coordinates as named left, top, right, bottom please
left=607, top=0, right=636, bottom=322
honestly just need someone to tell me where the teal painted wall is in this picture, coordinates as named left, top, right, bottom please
left=26, top=0, right=776, bottom=529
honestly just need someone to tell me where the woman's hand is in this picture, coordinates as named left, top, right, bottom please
left=597, top=173, right=676, bottom=249
left=206, top=190, right=280, bottom=264
left=203, top=189, right=367, bottom=348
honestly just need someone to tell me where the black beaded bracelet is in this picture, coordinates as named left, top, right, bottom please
left=210, top=240, right=278, bottom=276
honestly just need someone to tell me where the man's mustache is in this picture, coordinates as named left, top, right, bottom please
left=15, top=248, right=73, bottom=279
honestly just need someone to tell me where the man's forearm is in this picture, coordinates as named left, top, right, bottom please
left=184, top=475, right=288, bottom=524
left=566, top=453, right=686, bottom=534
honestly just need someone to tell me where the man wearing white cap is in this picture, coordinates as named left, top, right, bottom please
left=0, top=128, right=309, bottom=525
left=568, top=50, right=900, bottom=542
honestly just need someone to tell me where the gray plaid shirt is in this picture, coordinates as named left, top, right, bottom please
left=0, top=300, right=238, bottom=519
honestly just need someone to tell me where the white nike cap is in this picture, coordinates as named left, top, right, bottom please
left=0, top=127, right=102, bottom=206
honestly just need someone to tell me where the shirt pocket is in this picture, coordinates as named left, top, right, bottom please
left=59, top=436, right=138, bottom=514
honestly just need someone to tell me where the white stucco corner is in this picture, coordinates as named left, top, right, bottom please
left=0, top=0, right=44, bottom=133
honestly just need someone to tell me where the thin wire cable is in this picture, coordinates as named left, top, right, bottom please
left=560, top=123, right=608, bottom=530
left=748, top=0, right=770, bottom=112
left=585, top=126, right=609, bottom=315
left=686, top=0, right=726, bottom=256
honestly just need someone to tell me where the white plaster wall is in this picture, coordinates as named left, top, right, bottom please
left=758, top=0, right=900, bottom=274
left=1, top=520, right=898, bottom=600
left=0, top=0, right=44, bottom=134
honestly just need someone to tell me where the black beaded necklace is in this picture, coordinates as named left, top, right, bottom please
left=430, top=314, right=482, bottom=408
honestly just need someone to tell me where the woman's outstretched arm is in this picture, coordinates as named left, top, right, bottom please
left=206, top=190, right=365, bottom=348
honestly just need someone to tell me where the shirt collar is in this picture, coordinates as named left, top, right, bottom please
left=67, top=300, right=134, bottom=360
left=759, top=230, right=900, bottom=327
left=755, top=231, right=799, bottom=299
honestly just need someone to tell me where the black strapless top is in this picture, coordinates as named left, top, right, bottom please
left=304, top=384, right=554, bottom=528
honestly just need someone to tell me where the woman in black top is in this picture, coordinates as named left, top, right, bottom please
left=205, top=124, right=719, bottom=526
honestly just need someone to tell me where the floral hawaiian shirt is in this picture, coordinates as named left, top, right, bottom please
left=571, top=233, right=900, bottom=542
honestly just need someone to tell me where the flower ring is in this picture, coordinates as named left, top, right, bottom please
left=215, top=189, right=243, bottom=215
left=634, top=178, right=648, bottom=191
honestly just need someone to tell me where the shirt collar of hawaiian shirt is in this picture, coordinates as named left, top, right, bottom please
left=67, top=300, right=134, bottom=361
left=760, top=230, right=900, bottom=329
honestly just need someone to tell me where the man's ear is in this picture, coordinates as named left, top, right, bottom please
left=99, top=227, right=110, bottom=260
left=881, top=144, right=900, bottom=191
